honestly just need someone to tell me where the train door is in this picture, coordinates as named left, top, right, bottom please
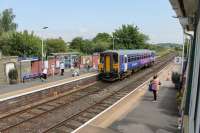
left=124, top=55, right=128, bottom=72
left=105, top=55, right=110, bottom=72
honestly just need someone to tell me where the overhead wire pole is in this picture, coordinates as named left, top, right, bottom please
left=112, top=35, right=115, bottom=50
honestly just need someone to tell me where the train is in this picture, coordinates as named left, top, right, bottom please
left=98, top=49, right=156, bottom=81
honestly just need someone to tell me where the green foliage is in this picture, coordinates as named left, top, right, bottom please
left=172, top=72, right=181, bottom=90
left=70, top=37, right=96, bottom=54
left=70, top=37, right=84, bottom=51
left=7, top=31, right=42, bottom=57
left=0, top=8, right=175, bottom=57
left=0, top=32, right=12, bottom=55
left=113, top=24, right=149, bottom=49
left=8, top=68, right=18, bottom=80
left=69, top=25, right=151, bottom=54
left=0, top=8, right=17, bottom=33
left=176, top=91, right=183, bottom=106
left=172, top=72, right=181, bottom=84
left=46, top=38, right=67, bottom=55
left=93, top=33, right=112, bottom=52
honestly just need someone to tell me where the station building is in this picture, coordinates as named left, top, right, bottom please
left=170, top=0, right=200, bottom=132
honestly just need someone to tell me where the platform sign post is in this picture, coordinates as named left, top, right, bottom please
left=174, top=56, right=182, bottom=64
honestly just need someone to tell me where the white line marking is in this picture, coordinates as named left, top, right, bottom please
left=0, top=73, right=98, bottom=102
left=73, top=63, right=171, bottom=133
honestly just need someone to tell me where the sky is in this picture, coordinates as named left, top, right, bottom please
left=0, top=0, right=183, bottom=43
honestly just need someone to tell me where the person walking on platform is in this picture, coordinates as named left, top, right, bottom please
left=151, top=75, right=161, bottom=102
left=60, top=62, right=65, bottom=76
left=40, top=68, right=48, bottom=82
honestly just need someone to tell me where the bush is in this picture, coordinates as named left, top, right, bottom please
left=171, top=72, right=181, bottom=90
left=176, top=91, right=183, bottom=106
left=8, top=69, right=18, bottom=81
left=171, top=72, right=181, bottom=84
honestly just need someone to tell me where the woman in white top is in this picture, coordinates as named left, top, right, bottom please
left=40, top=68, right=48, bottom=81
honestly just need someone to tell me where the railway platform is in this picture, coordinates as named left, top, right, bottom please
left=75, top=62, right=181, bottom=133
left=0, top=70, right=97, bottom=102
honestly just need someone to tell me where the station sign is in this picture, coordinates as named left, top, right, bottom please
left=174, top=56, right=182, bottom=64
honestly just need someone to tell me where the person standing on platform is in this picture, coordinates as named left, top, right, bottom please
left=60, top=61, right=65, bottom=76
left=40, top=68, right=48, bottom=82
left=151, top=75, right=161, bottom=102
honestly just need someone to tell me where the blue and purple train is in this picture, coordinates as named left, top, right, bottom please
left=98, top=49, right=156, bottom=81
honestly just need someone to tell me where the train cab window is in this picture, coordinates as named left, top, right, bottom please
left=100, top=54, right=104, bottom=63
left=113, top=53, right=118, bottom=63
left=124, top=56, right=128, bottom=63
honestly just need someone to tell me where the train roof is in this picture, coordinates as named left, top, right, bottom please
left=102, top=49, right=155, bottom=55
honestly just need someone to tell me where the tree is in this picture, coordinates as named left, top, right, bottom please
left=7, top=31, right=42, bottom=57
left=70, top=37, right=84, bottom=52
left=46, top=38, right=67, bottom=55
left=93, top=33, right=112, bottom=43
left=0, top=8, right=17, bottom=33
left=113, top=24, right=149, bottom=49
left=93, top=33, right=112, bottom=52
left=81, top=39, right=93, bottom=54
left=0, top=32, right=11, bottom=55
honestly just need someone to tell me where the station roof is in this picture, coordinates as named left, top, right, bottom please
left=169, top=0, right=198, bottom=31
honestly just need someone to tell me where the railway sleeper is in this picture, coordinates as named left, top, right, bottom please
left=52, top=126, right=72, bottom=133
left=81, top=112, right=96, bottom=118
left=86, top=109, right=102, bottom=114
left=73, top=117, right=88, bottom=123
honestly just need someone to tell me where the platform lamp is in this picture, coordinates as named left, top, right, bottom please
left=41, top=26, right=48, bottom=69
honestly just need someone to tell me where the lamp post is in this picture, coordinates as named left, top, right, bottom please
left=112, top=35, right=115, bottom=50
left=41, top=26, right=48, bottom=68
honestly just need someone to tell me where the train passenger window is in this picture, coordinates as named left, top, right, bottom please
left=133, top=56, right=136, bottom=61
left=128, top=57, right=131, bottom=62
left=131, top=56, right=134, bottom=62
left=113, top=54, right=118, bottom=63
left=100, top=55, right=104, bottom=63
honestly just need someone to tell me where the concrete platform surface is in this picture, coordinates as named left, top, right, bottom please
left=75, top=63, right=180, bottom=133
left=109, top=80, right=179, bottom=133
left=0, top=71, right=97, bottom=101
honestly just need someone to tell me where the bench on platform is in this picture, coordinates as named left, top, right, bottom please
left=22, top=73, right=41, bottom=83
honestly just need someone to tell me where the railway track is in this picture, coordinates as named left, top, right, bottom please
left=0, top=53, right=175, bottom=133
